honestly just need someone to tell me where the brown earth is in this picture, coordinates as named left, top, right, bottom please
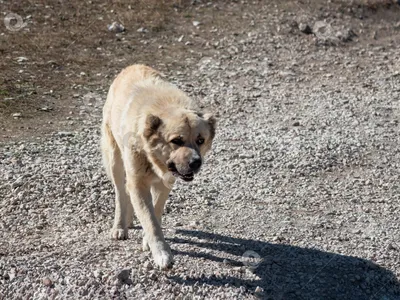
left=0, top=0, right=399, bottom=142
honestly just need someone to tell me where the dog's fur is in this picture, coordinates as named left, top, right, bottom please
left=101, top=65, right=216, bottom=268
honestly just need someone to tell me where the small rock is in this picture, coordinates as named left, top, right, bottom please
left=190, top=220, right=200, bottom=227
left=298, top=23, right=312, bottom=34
left=245, top=268, right=256, bottom=275
left=149, top=272, right=157, bottom=280
left=143, top=261, right=153, bottom=270
left=239, top=153, right=254, bottom=159
left=336, top=28, right=356, bottom=42
left=178, top=35, right=184, bottom=42
left=16, top=57, right=28, bottom=62
left=279, top=71, right=296, bottom=77
left=137, top=27, right=147, bottom=33
left=57, top=131, right=73, bottom=137
left=313, top=21, right=330, bottom=36
left=116, top=268, right=131, bottom=282
left=313, top=21, right=337, bottom=45
left=43, top=278, right=53, bottom=287
left=93, top=269, right=103, bottom=279
left=8, top=272, right=16, bottom=281
left=255, top=286, right=263, bottom=294
left=39, top=107, right=52, bottom=112
left=293, top=121, right=301, bottom=126
left=192, top=21, right=201, bottom=27
left=11, top=177, right=24, bottom=189
left=108, top=22, right=125, bottom=33
left=387, top=243, right=396, bottom=250
left=234, top=194, right=242, bottom=200
left=12, top=113, right=22, bottom=118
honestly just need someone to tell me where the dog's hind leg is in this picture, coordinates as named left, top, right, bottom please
left=101, top=123, right=131, bottom=240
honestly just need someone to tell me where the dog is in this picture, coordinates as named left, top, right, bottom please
left=100, top=65, right=216, bottom=269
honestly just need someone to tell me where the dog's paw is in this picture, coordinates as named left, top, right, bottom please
left=142, top=236, right=150, bottom=251
left=110, top=227, right=128, bottom=240
left=153, top=248, right=173, bottom=270
left=150, top=241, right=173, bottom=269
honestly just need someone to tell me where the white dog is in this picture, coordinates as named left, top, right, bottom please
left=100, top=65, right=216, bottom=268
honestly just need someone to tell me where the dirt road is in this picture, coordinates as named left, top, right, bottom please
left=1, top=0, right=400, bottom=299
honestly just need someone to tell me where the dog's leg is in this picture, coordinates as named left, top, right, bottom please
left=142, top=180, right=172, bottom=251
left=126, top=177, right=173, bottom=269
left=110, top=152, right=130, bottom=240
left=101, top=124, right=130, bottom=240
left=152, top=180, right=172, bottom=224
left=126, top=201, right=135, bottom=229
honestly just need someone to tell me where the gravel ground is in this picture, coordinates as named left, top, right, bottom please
left=1, top=1, right=400, bottom=299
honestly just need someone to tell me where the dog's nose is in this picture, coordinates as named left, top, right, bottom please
left=189, top=158, right=202, bottom=171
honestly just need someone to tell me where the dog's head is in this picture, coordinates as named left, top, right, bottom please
left=142, top=110, right=216, bottom=182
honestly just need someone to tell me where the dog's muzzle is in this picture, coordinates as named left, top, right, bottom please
left=167, top=158, right=202, bottom=182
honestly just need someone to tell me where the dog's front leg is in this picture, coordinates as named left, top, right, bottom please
left=126, top=178, right=173, bottom=269
left=142, top=179, right=173, bottom=251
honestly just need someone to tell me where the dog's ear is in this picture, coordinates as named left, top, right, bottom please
left=203, top=113, right=216, bottom=140
left=144, top=114, right=162, bottom=139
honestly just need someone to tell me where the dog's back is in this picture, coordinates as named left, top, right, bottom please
left=102, top=65, right=160, bottom=123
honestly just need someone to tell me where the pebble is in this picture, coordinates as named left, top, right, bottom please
left=116, top=269, right=131, bottom=283
left=299, top=23, right=312, bottom=34
left=57, top=131, right=74, bottom=137
left=190, top=220, right=200, bottom=227
left=42, top=278, right=53, bottom=287
left=137, top=27, right=147, bottom=33
left=93, top=270, right=103, bottom=279
left=108, top=22, right=125, bottom=33
left=143, top=261, right=153, bottom=270
left=16, top=57, right=28, bottom=62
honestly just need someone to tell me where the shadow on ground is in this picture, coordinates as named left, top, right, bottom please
left=168, top=230, right=400, bottom=300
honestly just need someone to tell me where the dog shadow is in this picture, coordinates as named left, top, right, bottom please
left=167, top=229, right=400, bottom=300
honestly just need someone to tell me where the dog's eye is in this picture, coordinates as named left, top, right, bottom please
left=196, top=138, right=205, bottom=145
left=171, top=138, right=184, bottom=146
